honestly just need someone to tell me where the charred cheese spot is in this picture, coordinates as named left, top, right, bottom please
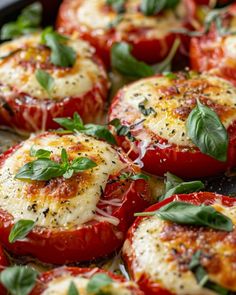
left=42, top=274, right=135, bottom=295
left=67, top=0, right=186, bottom=39
left=0, top=33, right=106, bottom=100
left=113, top=73, right=236, bottom=146
left=124, top=202, right=236, bottom=294
left=0, top=133, right=126, bottom=228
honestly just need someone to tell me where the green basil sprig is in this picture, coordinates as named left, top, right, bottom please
left=111, top=42, right=154, bottom=78
left=87, top=274, right=113, bottom=294
left=159, top=172, right=204, bottom=201
left=0, top=266, right=38, bottom=295
left=141, top=0, right=180, bottom=16
left=30, top=146, right=51, bottom=158
left=109, top=118, right=136, bottom=142
left=9, top=219, right=35, bottom=243
left=135, top=201, right=233, bottom=232
left=1, top=2, right=42, bottom=40
left=41, top=27, right=76, bottom=68
left=186, top=99, right=229, bottom=162
left=106, top=0, right=125, bottom=13
left=35, top=69, right=54, bottom=97
left=189, top=251, right=233, bottom=294
left=15, top=148, right=97, bottom=181
left=54, top=112, right=116, bottom=145
left=68, top=281, right=79, bottom=295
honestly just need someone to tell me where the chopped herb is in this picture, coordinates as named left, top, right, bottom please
left=119, top=172, right=149, bottom=181
left=54, top=113, right=116, bottom=145
left=138, top=100, right=156, bottom=116
left=87, top=274, right=113, bottom=294
left=141, top=0, right=180, bottom=16
left=109, top=118, right=136, bottom=142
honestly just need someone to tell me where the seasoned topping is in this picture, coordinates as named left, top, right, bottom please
left=114, top=73, right=236, bottom=146
left=0, top=133, right=126, bottom=228
left=0, top=33, right=105, bottom=100
left=127, top=201, right=236, bottom=294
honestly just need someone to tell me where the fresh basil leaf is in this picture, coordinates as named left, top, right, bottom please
left=165, top=172, right=183, bottom=192
left=0, top=266, right=38, bottom=295
left=162, top=181, right=205, bottom=200
left=159, top=172, right=204, bottom=201
left=54, top=113, right=84, bottom=131
left=15, top=158, right=64, bottom=181
left=109, top=118, right=136, bottom=141
left=63, top=169, right=74, bottom=180
left=35, top=69, right=54, bottom=96
left=30, top=146, right=51, bottom=159
left=41, top=27, right=76, bottom=67
left=9, top=219, right=35, bottom=243
left=83, top=124, right=117, bottom=145
left=106, top=0, right=125, bottom=13
left=111, top=42, right=154, bottom=78
left=186, top=99, right=229, bottom=162
left=68, top=281, right=79, bottom=295
left=152, top=38, right=180, bottom=73
left=61, top=148, right=69, bottom=165
left=86, top=274, right=113, bottom=293
left=135, top=201, right=233, bottom=232
left=138, top=101, right=156, bottom=116
left=1, top=2, right=42, bottom=40
left=130, top=173, right=150, bottom=181
left=189, top=250, right=202, bottom=270
left=141, top=0, right=180, bottom=15
left=71, top=157, right=97, bottom=172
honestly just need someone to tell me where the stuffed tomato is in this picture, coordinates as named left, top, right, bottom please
left=57, top=0, right=195, bottom=67
left=109, top=72, right=236, bottom=178
left=30, top=267, right=144, bottom=294
left=0, top=32, right=108, bottom=133
left=0, top=131, right=150, bottom=264
left=123, top=192, right=236, bottom=294
left=190, top=3, right=236, bottom=86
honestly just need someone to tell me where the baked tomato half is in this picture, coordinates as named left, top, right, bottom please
left=30, top=267, right=144, bottom=294
left=108, top=72, right=236, bottom=178
left=0, top=128, right=23, bottom=154
left=0, top=32, right=108, bottom=133
left=0, top=131, right=150, bottom=264
left=56, top=0, right=195, bottom=67
left=123, top=191, right=236, bottom=294
left=190, top=3, right=236, bottom=86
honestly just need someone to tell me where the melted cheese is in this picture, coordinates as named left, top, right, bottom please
left=114, top=73, right=236, bottom=147
left=0, top=133, right=126, bottom=228
left=123, top=201, right=236, bottom=294
left=0, top=33, right=106, bottom=100
left=66, top=0, right=186, bottom=39
left=224, top=35, right=236, bottom=60
left=42, top=274, right=134, bottom=295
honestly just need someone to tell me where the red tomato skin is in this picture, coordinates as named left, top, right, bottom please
left=56, top=0, right=196, bottom=68
left=123, top=192, right=235, bottom=295
left=190, top=3, right=236, bottom=85
left=30, top=267, right=144, bottom=295
left=0, top=139, right=150, bottom=264
left=0, top=56, right=108, bottom=133
left=109, top=92, right=236, bottom=179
